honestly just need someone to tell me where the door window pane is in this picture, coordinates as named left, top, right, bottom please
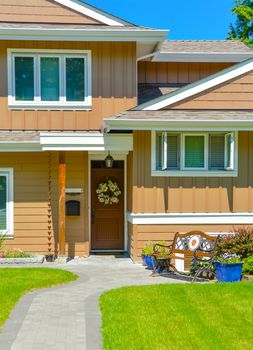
left=210, top=135, right=225, bottom=169
left=66, top=58, right=85, bottom=102
left=185, top=136, right=205, bottom=168
left=0, top=176, right=7, bottom=230
left=15, top=57, right=34, bottom=101
left=41, top=57, right=60, bottom=101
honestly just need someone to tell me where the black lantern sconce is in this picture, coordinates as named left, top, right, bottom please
left=104, top=152, right=114, bottom=168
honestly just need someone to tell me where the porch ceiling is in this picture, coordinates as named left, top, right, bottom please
left=103, top=110, right=253, bottom=132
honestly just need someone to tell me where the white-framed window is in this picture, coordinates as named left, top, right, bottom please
left=0, top=169, right=14, bottom=237
left=152, top=131, right=238, bottom=177
left=7, top=49, right=92, bottom=110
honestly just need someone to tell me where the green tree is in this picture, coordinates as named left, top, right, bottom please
left=227, top=0, right=253, bottom=47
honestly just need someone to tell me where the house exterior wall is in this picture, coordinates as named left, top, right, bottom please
left=138, top=61, right=233, bottom=84
left=0, top=41, right=137, bottom=131
left=130, top=130, right=253, bottom=214
left=130, top=224, right=238, bottom=262
left=0, top=0, right=102, bottom=24
left=1, top=151, right=89, bottom=257
left=170, top=71, right=253, bottom=109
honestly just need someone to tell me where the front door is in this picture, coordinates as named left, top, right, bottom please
left=91, top=164, right=124, bottom=250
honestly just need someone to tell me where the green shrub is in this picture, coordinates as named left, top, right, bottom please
left=243, top=255, right=253, bottom=275
left=3, top=249, right=34, bottom=258
left=215, top=227, right=253, bottom=260
left=0, top=235, right=5, bottom=252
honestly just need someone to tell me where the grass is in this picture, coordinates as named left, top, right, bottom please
left=0, top=268, right=77, bottom=327
left=100, top=282, right=253, bottom=350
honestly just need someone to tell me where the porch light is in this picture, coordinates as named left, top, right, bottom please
left=104, top=152, right=114, bottom=168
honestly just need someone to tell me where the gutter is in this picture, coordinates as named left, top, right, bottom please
left=152, top=52, right=253, bottom=63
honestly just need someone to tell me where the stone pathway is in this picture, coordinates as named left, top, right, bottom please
left=0, top=255, right=187, bottom=350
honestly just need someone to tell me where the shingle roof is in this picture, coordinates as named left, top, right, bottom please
left=160, top=40, right=253, bottom=53
left=107, top=109, right=253, bottom=121
left=0, top=131, right=40, bottom=143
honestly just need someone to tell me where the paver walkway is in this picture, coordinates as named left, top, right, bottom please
left=0, top=255, right=187, bottom=350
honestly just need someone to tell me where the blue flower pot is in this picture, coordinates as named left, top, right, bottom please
left=144, top=255, right=155, bottom=269
left=215, top=261, right=243, bottom=282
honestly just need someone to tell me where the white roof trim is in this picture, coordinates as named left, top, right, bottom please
left=136, top=58, right=253, bottom=111
left=0, top=27, right=168, bottom=42
left=152, top=52, right=253, bottom=63
left=53, top=0, right=129, bottom=26
left=104, top=118, right=253, bottom=132
left=40, top=132, right=133, bottom=151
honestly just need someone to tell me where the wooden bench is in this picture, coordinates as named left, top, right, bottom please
left=152, top=230, right=220, bottom=282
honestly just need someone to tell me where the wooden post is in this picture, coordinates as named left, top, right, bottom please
left=59, top=151, right=66, bottom=256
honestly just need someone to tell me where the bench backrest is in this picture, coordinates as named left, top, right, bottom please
left=171, top=230, right=218, bottom=257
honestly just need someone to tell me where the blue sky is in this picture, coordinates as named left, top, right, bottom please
left=85, top=0, right=236, bottom=40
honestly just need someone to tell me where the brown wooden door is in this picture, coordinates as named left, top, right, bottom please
left=91, top=168, right=124, bottom=250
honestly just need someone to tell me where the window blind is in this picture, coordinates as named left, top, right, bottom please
left=185, top=135, right=205, bottom=168
left=210, top=135, right=225, bottom=169
left=167, top=135, right=179, bottom=169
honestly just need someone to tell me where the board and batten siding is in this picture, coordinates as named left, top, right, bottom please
left=1, top=151, right=89, bottom=256
left=130, top=130, right=253, bottom=214
left=0, top=0, right=101, bottom=24
left=170, top=71, right=253, bottom=109
left=138, top=61, right=234, bottom=84
left=0, top=41, right=136, bottom=131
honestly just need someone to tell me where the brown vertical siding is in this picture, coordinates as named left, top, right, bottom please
left=170, top=72, right=253, bottom=109
left=0, top=0, right=102, bottom=24
left=0, top=41, right=137, bottom=131
left=2, top=151, right=89, bottom=256
left=138, top=61, right=234, bottom=84
left=131, top=131, right=253, bottom=214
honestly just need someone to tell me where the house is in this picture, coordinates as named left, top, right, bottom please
left=0, top=0, right=253, bottom=268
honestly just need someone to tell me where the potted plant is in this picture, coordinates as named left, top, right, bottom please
left=142, top=242, right=155, bottom=269
left=215, top=253, right=243, bottom=282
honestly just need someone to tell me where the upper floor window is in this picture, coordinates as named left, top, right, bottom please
left=8, top=49, right=92, bottom=110
left=153, top=131, right=238, bottom=177
left=0, top=169, right=13, bottom=237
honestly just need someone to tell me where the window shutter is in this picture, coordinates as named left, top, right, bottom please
left=225, top=133, right=235, bottom=170
left=0, top=176, right=7, bottom=230
left=209, top=135, right=225, bottom=169
left=161, top=132, right=167, bottom=170
left=167, top=135, right=179, bottom=169
left=184, top=135, right=205, bottom=169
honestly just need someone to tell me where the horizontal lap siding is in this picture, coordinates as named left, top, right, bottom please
left=138, top=62, right=233, bottom=84
left=171, top=72, right=253, bottom=109
left=0, top=0, right=101, bottom=24
left=132, top=224, right=243, bottom=262
left=131, top=131, right=253, bottom=213
left=0, top=41, right=136, bottom=130
left=1, top=151, right=89, bottom=256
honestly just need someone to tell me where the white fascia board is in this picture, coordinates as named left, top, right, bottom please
left=153, top=52, right=253, bottom=63
left=128, top=212, right=253, bottom=225
left=0, top=28, right=168, bottom=42
left=136, top=58, right=253, bottom=111
left=40, top=132, right=133, bottom=151
left=54, top=0, right=128, bottom=26
left=0, top=142, right=42, bottom=152
left=104, top=119, right=253, bottom=132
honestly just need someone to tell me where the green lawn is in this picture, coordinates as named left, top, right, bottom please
left=100, top=282, right=253, bottom=350
left=0, top=268, right=77, bottom=327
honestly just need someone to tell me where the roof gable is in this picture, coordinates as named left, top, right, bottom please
left=136, top=58, right=253, bottom=110
left=0, top=0, right=130, bottom=26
